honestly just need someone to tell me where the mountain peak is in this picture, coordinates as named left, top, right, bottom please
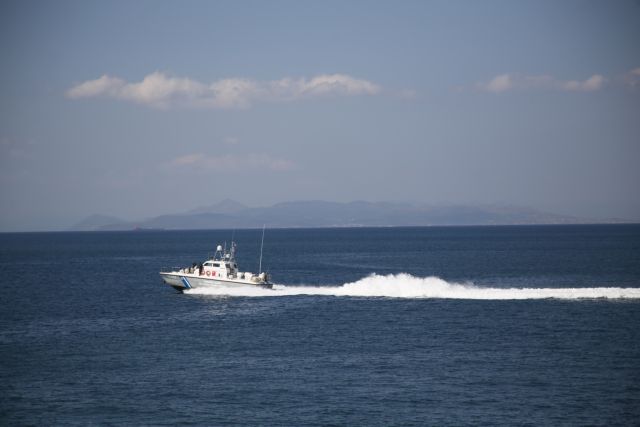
left=188, top=199, right=248, bottom=215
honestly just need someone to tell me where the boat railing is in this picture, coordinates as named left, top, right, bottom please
left=160, top=266, right=183, bottom=273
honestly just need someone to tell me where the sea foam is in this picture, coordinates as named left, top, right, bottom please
left=184, top=273, right=640, bottom=300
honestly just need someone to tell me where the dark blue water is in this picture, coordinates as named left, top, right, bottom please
left=1, top=225, right=640, bottom=425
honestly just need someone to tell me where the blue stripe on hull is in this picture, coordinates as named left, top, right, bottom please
left=181, top=277, right=192, bottom=289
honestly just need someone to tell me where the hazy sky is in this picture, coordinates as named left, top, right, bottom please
left=1, top=0, right=639, bottom=231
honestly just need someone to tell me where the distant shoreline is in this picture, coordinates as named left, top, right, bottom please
left=2, top=222, right=638, bottom=234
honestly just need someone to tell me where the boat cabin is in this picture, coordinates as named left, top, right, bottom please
left=202, top=260, right=238, bottom=279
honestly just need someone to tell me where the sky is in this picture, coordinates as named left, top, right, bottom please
left=1, top=0, right=639, bottom=231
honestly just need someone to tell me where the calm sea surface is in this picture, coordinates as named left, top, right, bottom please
left=1, top=225, right=640, bottom=425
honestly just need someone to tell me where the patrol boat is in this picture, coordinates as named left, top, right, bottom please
left=160, top=241, right=272, bottom=292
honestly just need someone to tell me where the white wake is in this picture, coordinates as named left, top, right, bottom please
left=184, top=273, right=640, bottom=300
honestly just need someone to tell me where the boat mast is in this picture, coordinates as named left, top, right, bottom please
left=259, top=224, right=265, bottom=273
left=230, top=229, right=236, bottom=261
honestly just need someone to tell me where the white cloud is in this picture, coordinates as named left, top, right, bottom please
left=291, top=74, right=380, bottom=97
left=484, top=74, right=513, bottom=93
left=67, top=72, right=381, bottom=109
left=66, top=75, right=126, bottom=98
left=207, top=78, right=261, bottom=108
left=478, top=73, right=606, bottom=93
left=67, top=72, right=209, bottom=109
left=170, top=153, right=294, bottom=172
left=124, top=72, right=207, bottom=107
left=561, top=74, right=606, bottom=92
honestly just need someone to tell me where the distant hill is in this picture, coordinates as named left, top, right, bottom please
left=70, top=214, right=127, bottom=231
left=188, top=198, right=248, bottom=215
left=70, top=200, right=606, bottom=231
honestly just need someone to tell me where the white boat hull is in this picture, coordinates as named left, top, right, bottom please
left=160, top=272, right=273, bottom=292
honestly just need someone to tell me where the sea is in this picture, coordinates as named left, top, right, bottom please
left=1, top=224, right=639, bottom=425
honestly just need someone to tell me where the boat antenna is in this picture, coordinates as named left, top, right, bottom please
left=259, top=224, right=265, bottom=273
left=230, top=229, right=236, bottom=260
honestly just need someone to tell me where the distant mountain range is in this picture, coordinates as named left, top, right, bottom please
left=69, top=199, right=616, bottom=231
